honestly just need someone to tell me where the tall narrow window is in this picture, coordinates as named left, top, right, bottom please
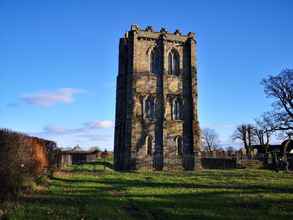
left=173, top=52, right=180, bottom=75
left=146, top=135, right=153, bottom=156
left=175, top=136, right=183, bottom=156
left=172, top=97, right=182, bottom=120
left=144, top=96, right=155, bottom=120
left=168, top=52, right=173, bottom=75
left=150, top=49, right=160, bottom=75
left=168, top=49, right=180, bottom=75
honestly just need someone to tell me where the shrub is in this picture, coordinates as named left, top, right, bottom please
left=0, top=129, right=33, bottom=200
left=0, top=129, right=59, bottom=200
left=0, top=130, right=24, bottom=198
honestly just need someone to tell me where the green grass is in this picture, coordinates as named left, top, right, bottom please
left=6, top=165, right=293, bottom=220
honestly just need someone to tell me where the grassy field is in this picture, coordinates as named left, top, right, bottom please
left=5, top=163, right=293, bottom=220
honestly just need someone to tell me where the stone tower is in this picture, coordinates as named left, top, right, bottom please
left=114, top=25, right=201, bottom=171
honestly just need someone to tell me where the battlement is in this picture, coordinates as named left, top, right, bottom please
left=126, top=24, right=196, bottom=42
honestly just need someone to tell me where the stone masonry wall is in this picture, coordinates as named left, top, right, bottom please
left=114, top=25, right=201, bottom=171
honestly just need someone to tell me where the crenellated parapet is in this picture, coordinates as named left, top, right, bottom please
left=126, top=24, right=196, bottom=44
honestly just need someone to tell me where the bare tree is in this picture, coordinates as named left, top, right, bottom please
left=202, top=128, right=220, bottom=152
left=232, top=124, right=256, bottom=157
left=261, top=69, right=293, bottom=136
left=254, top=119, right=273, bottom=146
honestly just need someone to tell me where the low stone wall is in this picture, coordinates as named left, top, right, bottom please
left=201, top=158, right=237, bottom=169
left=239, top=160, right=264, bottom=169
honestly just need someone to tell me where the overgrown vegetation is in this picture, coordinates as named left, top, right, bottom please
left=0, top=129, right=57, bottom=201
left=4, top=164, right=293, bottom=220
left=0, top=129, right=32, bottom=200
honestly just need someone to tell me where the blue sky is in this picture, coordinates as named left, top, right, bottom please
left=0, top=0, right=292, bottom=150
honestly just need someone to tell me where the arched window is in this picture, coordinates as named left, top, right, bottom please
left=144, top=96, right=155, bottom=120
left=150, top=48, right=160, bottom=75
left=172, top=97, right=182, bottom=120
left=168, top=49, right=180, bottom=75
left=146, top=135, right=153, bottom=156
left=175, top=136, right=183, bottom=156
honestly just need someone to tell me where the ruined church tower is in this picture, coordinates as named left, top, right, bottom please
left=114, top=25, right=201, bottom=171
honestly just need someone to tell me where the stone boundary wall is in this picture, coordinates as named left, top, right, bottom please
left=201, top=158, right=237, bottom=169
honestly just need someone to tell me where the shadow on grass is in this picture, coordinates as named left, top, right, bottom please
left=15, top=169, right=293, bottom=220
left=21, top=188, right=293, bottom=220
left=51, top=175, right=293, bottom=194
left=68, top=161, right=114, bottom=170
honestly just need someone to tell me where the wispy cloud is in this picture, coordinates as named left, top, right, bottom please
left=6, top=103, right=20, bottom=108
left=42, top=120, right=114, bottom=135
left=43, top=125, right=67, bottom=134
left=21, top=88, right=85, bottom=107
left=84, top=120, right=114, bottom=129
left=31, top=120, right=115, bottom=149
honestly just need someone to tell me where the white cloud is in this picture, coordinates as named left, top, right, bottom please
left=84, top=120, right=114, bottom=129
left=42, top=120, right=114, bottom=135
left=43, top=125, right=67, bottom=134
left=21, top=88, right=85, bottom=107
